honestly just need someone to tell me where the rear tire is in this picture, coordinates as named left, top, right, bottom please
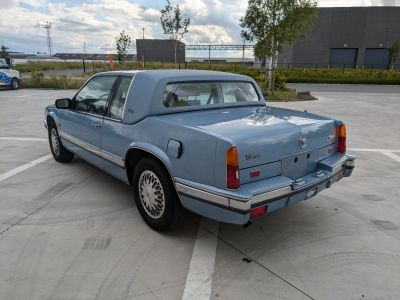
left=48, top=121, right=74, bottom=163
left=10, top=78, right=20, bottom=90
left=133, top=157, right=184, bottom=231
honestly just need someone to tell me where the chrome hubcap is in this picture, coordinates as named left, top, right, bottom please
left=50, top=128, right=60, bottom=156
left=138, top=170, right=165, bottom=219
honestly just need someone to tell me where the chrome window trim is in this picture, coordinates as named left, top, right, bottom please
left=72, top=110, right=104, bottom=120
left=103, top=116, right=122, bottom=123
left=116, top=74, right=136, bottom=121
left=59, top=131, right=125, bottom=168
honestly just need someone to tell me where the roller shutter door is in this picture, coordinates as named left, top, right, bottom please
left=329, top=48, right=358, bottom=68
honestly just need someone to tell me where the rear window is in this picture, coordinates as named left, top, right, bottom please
left=163, top=81, right=260, bottom=108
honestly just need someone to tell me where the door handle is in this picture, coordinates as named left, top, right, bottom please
left=89, top=121, right=102, bottom=129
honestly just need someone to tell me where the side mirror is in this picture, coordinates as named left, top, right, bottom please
left=55, top=98, right=72, bottom=109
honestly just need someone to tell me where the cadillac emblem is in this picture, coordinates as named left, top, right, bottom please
left=299, top=137, right=307, bottom=149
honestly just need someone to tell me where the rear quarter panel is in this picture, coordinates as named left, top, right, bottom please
left=128, top=117, right=221, bottom=186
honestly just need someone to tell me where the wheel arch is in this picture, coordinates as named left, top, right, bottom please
left=124, top=143, right=174, bottom=186
left=46, top=111, right=59, bottom=128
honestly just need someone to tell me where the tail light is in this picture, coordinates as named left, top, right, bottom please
left=250, top=206, right=267, bottom=219
left=337, top=124, right=346, bottom=153
left=226, top=146, right=240, bottom=189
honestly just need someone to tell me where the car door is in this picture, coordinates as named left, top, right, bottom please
left=100, top=75, right=134, bottom=178
left=59, top=75, right=118, bottom=167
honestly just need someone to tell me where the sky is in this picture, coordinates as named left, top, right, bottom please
left=1, top=0, right=399, bottom=57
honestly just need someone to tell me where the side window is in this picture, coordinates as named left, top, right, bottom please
left=74, top=76, right=117, bottom=115
left=108, top=76, right=132, bottom=119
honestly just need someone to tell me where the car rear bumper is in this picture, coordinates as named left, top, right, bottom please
left=175, top=153, right=355, bottom=224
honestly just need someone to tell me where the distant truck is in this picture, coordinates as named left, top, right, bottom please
left=0, top=58, right=20, bottom=90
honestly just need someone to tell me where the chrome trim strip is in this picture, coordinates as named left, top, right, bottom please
left=59, top=131, right=125, bottom=168
left=175, top=181, right=293, bottom=212
left=175, top=182, right=230, bottom=207
left=331, top=164, right=343, bottom=175
left=175, top=167, right=346, bottom=213
left=60, top=131, right=101, bottom=156
left=252, top=185, right=293, bottom=204
left=101, top=149, right=125, bottom=168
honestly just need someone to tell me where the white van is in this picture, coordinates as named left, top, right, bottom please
left=0, top=59, right=21, bottom=89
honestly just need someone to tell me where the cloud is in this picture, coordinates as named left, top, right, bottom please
left=0, top=0, right=399, bottom=56
left=188, top=25, right=234, bottom=44
left=0, top=0, right=17, bottom=9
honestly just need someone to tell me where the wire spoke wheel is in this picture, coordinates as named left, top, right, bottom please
left=138, top=170, right=166, bottom=219
left=50, top=128, right=60, bottom=157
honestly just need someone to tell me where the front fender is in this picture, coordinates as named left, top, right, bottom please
left=45, top=106, right=62, bottom=129
left=125, top=141, right=174, bottom=176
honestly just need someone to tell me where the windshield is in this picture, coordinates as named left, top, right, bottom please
left=163, top=81, right=260, bottom=108
left=0, top=59, right=9, bottom=68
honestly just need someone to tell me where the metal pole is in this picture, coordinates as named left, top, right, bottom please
left=142, top=28, right=145, bottom=39
left=242, top=38, right=245, bottom=64
left=208, top=45, right=211, bottom=69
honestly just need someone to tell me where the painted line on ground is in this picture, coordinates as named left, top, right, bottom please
left=349, top=148, right=400, bottom=163
left=349, top=148, right=400, bottom=153
left=182, top=218, right=219, bottom=300
left=0, top=154, right=52, bottom=182
left=380, top=150, right=400, bottom=163
left=0, top=137, right=47, bottom=142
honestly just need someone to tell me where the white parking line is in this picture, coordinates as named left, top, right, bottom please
left=349, top=148, right=400, bottom=162
left=349, top=148, right=400, bottom=153
left=0, top=154, right=52, bottom=182
left=380, top=150, right=400, bottom=163
left=182, top=218, right=219, bottom=300
left=0, top=137, right=47, bottom=142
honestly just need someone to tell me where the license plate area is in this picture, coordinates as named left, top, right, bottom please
left=282, top=149, right=318, bottom=179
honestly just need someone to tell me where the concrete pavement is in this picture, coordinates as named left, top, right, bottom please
left=0, top=85, right=399, bottom=300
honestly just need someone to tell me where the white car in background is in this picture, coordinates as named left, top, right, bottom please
left=0, top=59, right=20, bottom=90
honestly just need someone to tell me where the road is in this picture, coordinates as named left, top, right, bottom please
left=0, top=84, right=399, bottom=300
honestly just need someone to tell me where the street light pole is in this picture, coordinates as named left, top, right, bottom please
left=142, top=28, right=145, bottom=39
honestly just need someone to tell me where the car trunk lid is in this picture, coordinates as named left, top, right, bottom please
left=156, top=105, right=338, bottom=178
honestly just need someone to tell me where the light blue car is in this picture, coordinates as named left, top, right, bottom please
left=45, top=70, right=355, bottom=231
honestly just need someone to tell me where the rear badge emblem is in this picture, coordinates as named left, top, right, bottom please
left=245, top=153, right=260, bottom=160
left=299, top=137, right=307, bottom=149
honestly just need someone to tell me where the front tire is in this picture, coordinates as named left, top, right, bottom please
left=48, top=122, right=74, bottom=163
left=133, top=157, right=183, bottom=231
left=10, top=78, right=20, bottom=90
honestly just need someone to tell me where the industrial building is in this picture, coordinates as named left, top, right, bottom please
left=279, top=7, right=400, bottom=69
left=136, top=39, right=185, bottom=63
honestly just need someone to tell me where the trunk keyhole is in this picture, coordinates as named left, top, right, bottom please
left=307, top=153, right=311, bottom=159
left=294, top=157, right=298, bottom=163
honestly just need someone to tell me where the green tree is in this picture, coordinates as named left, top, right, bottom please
left=0, top=45, right=9, bottom=59
left=115, top=30, right=132, bottom=64
left=160, top=0, right=190, bottom=66
left=240, top=0, right=318, bottom=94
left=389, top=41, right=400, bottom=67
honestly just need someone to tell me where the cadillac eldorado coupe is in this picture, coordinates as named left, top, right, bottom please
left=44, top=70, right=355, bottom=231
